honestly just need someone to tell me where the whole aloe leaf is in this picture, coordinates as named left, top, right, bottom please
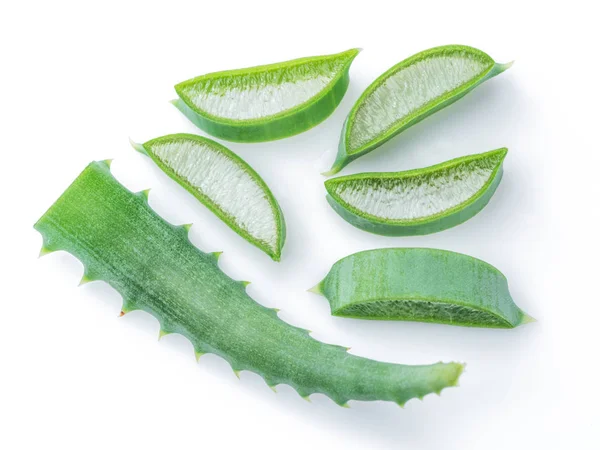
left=34, top=161, right=463, bottom=407
left=173, top=49, right=360, bottom=142
left=326, top=45, right=512, bottom=175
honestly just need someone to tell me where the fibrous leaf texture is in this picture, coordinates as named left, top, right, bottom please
left=325, top=148, right=507, bottom=235
left=132, top=134, right=285, bottom=261
left=173, top=49, right=360, bottom=142
left=34, top=161, right=463, bottom=406
left=326, top=45, right=512, bottom=174
left=311, top=248, right=533, bottom=328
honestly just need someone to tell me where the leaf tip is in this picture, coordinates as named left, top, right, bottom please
left=521, top=313, right=537, bottom=325
left=497, top=60, right=514, bottom=73
left=129, top=138, right=148, bottom=156
left=321, top=167, right=340, bottom=177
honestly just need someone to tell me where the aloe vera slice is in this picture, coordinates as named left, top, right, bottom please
left=131, top=134, right=285, bottom=261
left=326, top=45, right=512, bottom=174
left=34, top=161, right=464, bottom=406
left=310, top=248, right=533, bottom=328
left=173, top=49, right=360, bottom=142
left=325, top=148, right=507, bottom=236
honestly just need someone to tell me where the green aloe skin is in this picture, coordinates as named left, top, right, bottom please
left=131, top=134, right=285, bottom=261
left=325, top=148, right=507, bottom=236
left=325, top=45, right=512, bottom=175
left=34, top=161, right=463, bottom=407
left=173, top=49, right=360, bottom=143
left=311, top=248, right=534, bottom=328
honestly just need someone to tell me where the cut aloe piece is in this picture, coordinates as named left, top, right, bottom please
left=173, top=49, right=360, bottom=142
left=310, top=248, right=534, bottom=328
left=325, top=148, right=507, bottom=236
left=131, top=134, right=285, bottom=261
left=326, top=45, right=512, bottom=174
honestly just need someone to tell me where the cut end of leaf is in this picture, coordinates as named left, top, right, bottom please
left=307, top=281, right=324, bottom=296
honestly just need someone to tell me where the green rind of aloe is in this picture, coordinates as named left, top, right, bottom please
left=325, top=45, right=512, bottom=175
left=325, top=148, right=507, bottom=236
left=310, top=248, right=534, bottom=328
left=174, top=49, right=360, bottom=143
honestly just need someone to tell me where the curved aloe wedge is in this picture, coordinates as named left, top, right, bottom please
left=173, top=49, right=360, bottom=142
left=34, top=161, right=464, bottom=407
left=131, top=134, right=285, bottom=261
left=310, top=248, right=533, bottom=328
left=325, top=148, right=507, bottom=236
left=326, top=45, right=512, bottom=174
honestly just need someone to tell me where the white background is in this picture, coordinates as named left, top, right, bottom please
left=2, top=1, right=598, bottom=449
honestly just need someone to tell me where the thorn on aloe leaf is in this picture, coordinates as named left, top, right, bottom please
left=39, top=246, right=54, bottom=258
left=78, top=273, right=94, bottom=286
left=102, top=159, right=113, bottom=168
left=158, top=329, right=169, bottom=340
left=181, top=223, right=193, bottom=232
left=240, top=280, right=251, bottom=287
left=307, top=281, right=324, bottom=295
left=194, top=351, right=204, bottom=362
left=233, top=370, right=241, bottom=379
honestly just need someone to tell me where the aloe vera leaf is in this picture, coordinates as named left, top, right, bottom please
left=325, top=148, right=507, bottom=236
left=173, top=49, right=360, bottom=143
left=325, top=45, right=512, bottom=174
left=131, top=134, right=285, bottom=261
left=34, top=161, right=463, bottom=406
left=310, top=248, right=534, bottom=328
